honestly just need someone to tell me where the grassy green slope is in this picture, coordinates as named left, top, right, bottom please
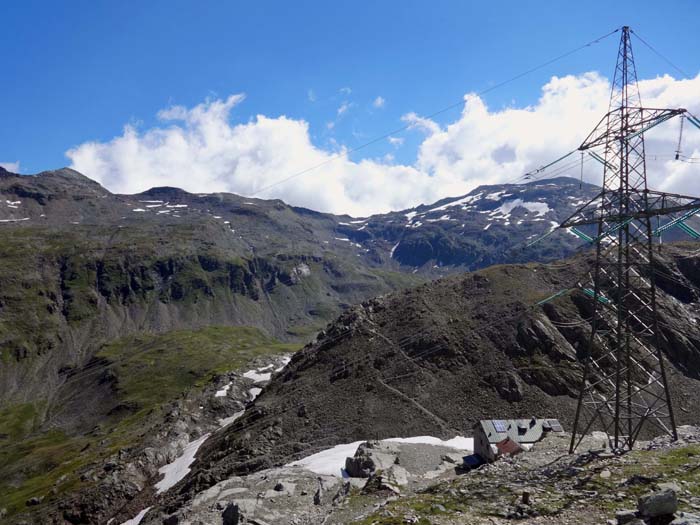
left=98, top=326, right=298, bottom=409
left=0, top=326, right=298, bottom=520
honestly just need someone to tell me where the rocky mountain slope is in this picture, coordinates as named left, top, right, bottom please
left=166, top=244, right=700, bottom=508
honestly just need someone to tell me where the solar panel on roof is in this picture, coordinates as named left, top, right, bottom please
left=493, top=420, right=508, bottom=432
left=548, top=419, right=563, bottom=432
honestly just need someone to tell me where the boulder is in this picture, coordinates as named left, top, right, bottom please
left=615, top=509, right=637, bottom=524
left=344, top=441, right=398, bottom=478
left=638, top=488, right=678, bottom=518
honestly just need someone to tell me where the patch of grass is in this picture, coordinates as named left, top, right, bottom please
left=0, top=430, right=91, bottom=518
left=369, top=269, right=427, bottom=291
left=98, top=326, right=299, bottom=410
left=286, top=323, right=325, bottom=340
left=0, top=403, right=41, bottom=441
left=659, top=444, right=700, bottom=468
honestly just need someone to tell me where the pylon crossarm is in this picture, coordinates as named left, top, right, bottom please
left=579, top=108, right=685, bottom=151
left=624, top=109, right=686, bottom=142
left=563, top=200, right=700, bottom=227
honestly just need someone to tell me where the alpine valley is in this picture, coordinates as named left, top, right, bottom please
left=2, top=166, right=700, bottom=525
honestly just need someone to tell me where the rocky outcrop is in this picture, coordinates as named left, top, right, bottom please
left=345, top=441, right=400, bottom=478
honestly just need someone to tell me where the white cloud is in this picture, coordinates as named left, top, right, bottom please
left=67, top=73, right=700, bottom=216
left=401, top=112, right=441, bottom=135
left=307, top=89, right=316, bottom=102
left=373, top=96, right=385, bottom=108
left=0, top=161, right=20, bottom=173
left=337, top=101, right=352, bottom=117
left=339, top=87, right=352, bottom=95
left=388, top=136, right=404, bottom=147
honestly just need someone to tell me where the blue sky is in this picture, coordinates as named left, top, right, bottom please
left=2, top=1, right=700, bottom=214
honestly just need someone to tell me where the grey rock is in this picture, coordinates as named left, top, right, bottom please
left=615, top=509, right=637, bottom=524
left=362, top=465, right=409, bottom=495
left=332, top=481, right=351, bottom=504
left=659, top=482, right=683, bottom=494
left=441, top=454, right=457, bottom=464
left=671, top=512, right=700, bottom=525
left=638, top=488, right=678, bottom=517
left=387, top=465, right=409, bottom=487
left=345, top=441, right=398, bottom=478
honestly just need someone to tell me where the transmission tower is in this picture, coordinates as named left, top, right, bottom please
left=562, top=26, right=700, bottom=452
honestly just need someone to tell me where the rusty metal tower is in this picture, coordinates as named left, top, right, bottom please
left=563, top=26, right=700, bottom=452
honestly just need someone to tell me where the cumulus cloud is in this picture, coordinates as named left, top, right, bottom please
left=67, top=72, right=700, bottom=216
left=373, top=96, right=385, bottom=108
left=0, top=161, right=20, bottom=173
left=388, top=136, right=404, bottom=147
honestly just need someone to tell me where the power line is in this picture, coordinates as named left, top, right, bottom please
left=631, top=29, right=693, bottom=80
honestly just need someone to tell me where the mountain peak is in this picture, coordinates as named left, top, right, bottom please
left=0, top=165, right=17, bottom=177
left=137, top=186, right=193, bottom=200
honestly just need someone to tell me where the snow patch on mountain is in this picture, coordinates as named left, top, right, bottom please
left=155, top=434, right=211, bottom=494
left=489, top=199, right=551, bottom=220
left=288, top=435, right=473, bottom=477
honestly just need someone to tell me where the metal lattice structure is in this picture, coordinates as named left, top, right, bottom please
left=562, top=26, right=700, bottom=452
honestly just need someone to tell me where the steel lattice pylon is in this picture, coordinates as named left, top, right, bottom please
left=562, top=26, right=700, bottom=452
